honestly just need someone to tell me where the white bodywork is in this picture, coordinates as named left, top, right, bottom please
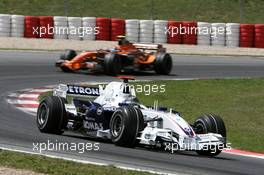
left=54, top=81, right=225, bottom=151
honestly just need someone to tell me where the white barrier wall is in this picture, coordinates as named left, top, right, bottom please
left=125, top=19, right=139, bottom=42
left=226, top=23, right=240, bottom=47
left=11, top=15, right=24, bottom=37
left=82, top=17, right=96, bottom=40
left=0, top=14, right=11, bottom=37
left=197, top=22, right=211, bottom=46
left=154, top=20, right=167, bottom=43
left=68, top=17, right=82, bottom=40
left=53, top=16, right=68, bottom=39
left=139, top=20, right=153, bottom=43
left=211, top=23, right=226, bottom=47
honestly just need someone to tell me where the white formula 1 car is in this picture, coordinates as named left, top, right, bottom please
left=37, top=77, right=227, bottom=156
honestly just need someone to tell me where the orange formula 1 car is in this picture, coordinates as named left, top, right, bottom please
left=56, top=36, right=172, bottom=75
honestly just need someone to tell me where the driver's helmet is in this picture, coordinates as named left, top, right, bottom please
left=116, top=35, right=130, bottom=45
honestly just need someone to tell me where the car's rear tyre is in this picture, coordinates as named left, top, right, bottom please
left=193, top=114, right=226, bottom=156
left=110, top=106, right=144, bottom=147
left=37, top=96, right=68, bottom=134
left=104, top=53, right=121, bottom=75
left=60, top=49, right=77, bottom=60
left=154, top=53, right=172, bottom=75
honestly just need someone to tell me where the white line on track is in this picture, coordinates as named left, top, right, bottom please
left=223, top=150, right=264, bottom=160
left=28, top=89, right=54, bottom=92
left=6, top=99, right=38, bottom=105
left=0, top=146, right=185, bottom=175
left=7, top=93, right=21, bottom=97
left=19, top=94, right=40, bottom=98
left=16, top=107, right=37, bottom=113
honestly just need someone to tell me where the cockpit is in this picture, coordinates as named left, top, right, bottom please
left=94, top=81, right=147, bottom=109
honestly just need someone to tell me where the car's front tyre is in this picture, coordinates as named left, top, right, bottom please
left=60, top=49, right=77, bottom=60
left=37, top=96, right=68, bottom=134
left=193, top=114, right=226, bottom=156
left=110, top=106, right=144, bottom=147
left=57, top=49, right=77, bottom=72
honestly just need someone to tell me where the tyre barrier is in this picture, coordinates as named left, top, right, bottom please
left=254, top=24, right=264, bottom=48
left=96, top=18, right=111, bottom=40
left=24, top=16, right=39, bottom=38
left=240, top=24, right=254, bottom=47
left=197, top=22, right=211, bottom=46
left=11, top=15, right=24, bottom=37
left=167, top=21, right=182, bottom=44
left=182, top=21, right=197, bottom=45
left=39, top=16, right=53, bottom=39
left=82, top=17, right=96, bottom=40
left=111, top=18, right=125, bottom=41
left=125, top=19, right=139, bottom=42
left=211, top=23, right=226, bottom=47
left=139, top=20, right=154, bottom=43
left=0, top=13, right=264, bottom=48
left=0, top=14, right=11, bottom=37
left=68, top=17, right=82, bottom=40
left=53, top=16, right=68, bottom=39
left=226, top=23, right=240, bottom=47
left=154, top=20, right=167, bottom=43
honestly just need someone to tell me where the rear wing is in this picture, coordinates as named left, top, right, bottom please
left=53, top=84, right=100, bottom=99
left=133, top=43, right=166, bottom=52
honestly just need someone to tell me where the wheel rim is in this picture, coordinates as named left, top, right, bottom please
left=38, top=103, right=49, bottom=126
left=111, top=114, right=123, bottom=137
left=195, top=122, right=206, bottom=134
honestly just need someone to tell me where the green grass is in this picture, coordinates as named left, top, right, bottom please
left=0, top=0, right=263, bottom=23
left=0, top=150, right=151, bottom=175
left=41, top=78, right=264, bottom=153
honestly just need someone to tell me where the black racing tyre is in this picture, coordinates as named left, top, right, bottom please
left=193, top=114, right=226, bottom=156
left=154, top=53, right=172, bottom=75
left=133, top=107, right=145, bottom=132
left=60, top=49, right=77, bottom=60
left=103, top=53, right=121, bottom=75
left=133, top=107, right=145, bottom=145
left=37, top=96, right=68, bottom=134
left=60, top=66, right=73, bottom=73
left=110, top=106, right=144, bottom=147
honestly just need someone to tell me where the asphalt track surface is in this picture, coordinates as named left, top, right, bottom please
left=0, top=50, right=264, bottom=175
